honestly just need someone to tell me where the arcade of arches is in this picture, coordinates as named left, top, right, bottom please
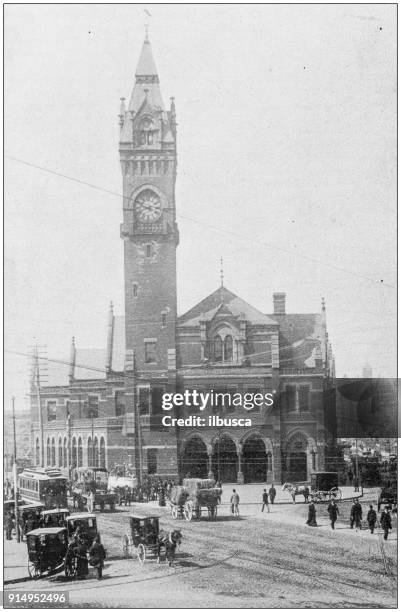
left=180, top=432, right=318, bottom=484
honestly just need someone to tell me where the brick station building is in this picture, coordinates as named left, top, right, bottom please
left=30, top=36, right=336, bottom=484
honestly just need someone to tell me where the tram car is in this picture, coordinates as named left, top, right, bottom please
left=18, top=468, right=68, bottom=509
left=26, top=527, right=69, bottom=579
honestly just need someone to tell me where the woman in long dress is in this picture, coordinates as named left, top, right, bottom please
left=306, top=502, right=317, bottom=526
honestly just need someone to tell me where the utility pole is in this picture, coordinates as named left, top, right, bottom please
left=35, top=346, right=44, bottom=466
left=91, top=415, right=94, bottom=466
left=355, top=437, right=359, bottom=492
left=12, top=397, right=20, bottom=543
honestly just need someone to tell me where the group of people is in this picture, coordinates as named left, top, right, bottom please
left=305, top=498, right=394, bottom=539
left=113, top=478, right=178, bottom=507
left=261, top=485, right=277, bottom=512
left=70, top=526, right=107, bottom=580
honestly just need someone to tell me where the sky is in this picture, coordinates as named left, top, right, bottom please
left=4, top=4, right=397, bottom=411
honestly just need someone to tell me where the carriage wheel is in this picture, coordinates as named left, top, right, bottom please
left=28, top=560, right=40, bottom=580
left=122, top=534, right=130, bottom=558
left=184, top=502, right=193, bottom=522
left=171, top=506, right=178, bottom=520
left=137, top=544, right=146, bottom=564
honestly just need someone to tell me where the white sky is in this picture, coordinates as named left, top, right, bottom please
left=4, top=4, right=397, bottom=410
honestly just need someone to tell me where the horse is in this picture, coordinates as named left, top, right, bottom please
left=157, top=529, right=182, bottom=566
left=282, top=483, right=310, bottom=504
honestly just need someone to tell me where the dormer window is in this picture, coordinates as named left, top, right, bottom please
left=224, top=335, right=233, bottom=361
left=212, top=330, right=235, bottom=363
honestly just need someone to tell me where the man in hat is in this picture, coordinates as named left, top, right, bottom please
left=380, top=506, right=392, bottom=540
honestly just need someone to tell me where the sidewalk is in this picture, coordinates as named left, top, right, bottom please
left=219, top=483, right=365, bottom=505
left=4, top=537, right=29, bottom=583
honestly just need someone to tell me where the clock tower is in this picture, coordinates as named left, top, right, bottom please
left=119, top=35, right=178, bottom=375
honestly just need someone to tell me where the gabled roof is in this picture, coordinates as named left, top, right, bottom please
left=178, top=286, right=278, bottom=328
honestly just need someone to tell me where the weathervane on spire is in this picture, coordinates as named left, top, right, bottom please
left=220, top=257, right=224, bottom=287
left=144, top=9, right=152, bottom=40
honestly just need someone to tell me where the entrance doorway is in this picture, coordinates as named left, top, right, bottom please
left=181, top=437, right=208, bottom=479
left=242, top=437, right=267, bottom=483
left=212, top=435, right=238, bottom=483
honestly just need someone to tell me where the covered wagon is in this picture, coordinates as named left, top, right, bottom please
left=169, top=478, right=222, bottom=521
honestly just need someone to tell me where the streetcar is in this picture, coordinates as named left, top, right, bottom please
left=18, top=468, right=68, bottom=509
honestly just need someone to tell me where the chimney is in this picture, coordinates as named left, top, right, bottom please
left=273, top=292, right=286, bottom=315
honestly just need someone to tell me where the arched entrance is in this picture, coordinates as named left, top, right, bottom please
left=181, top=437, right=208, bottom=478
left=242, top=437, right=266, bottom=483
left=212, top=434, right=238, bottom=483
left=284, top=433, right=308, bottom=482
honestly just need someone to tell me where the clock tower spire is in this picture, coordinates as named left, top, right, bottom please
left=119, top=35, right=178, bottom=375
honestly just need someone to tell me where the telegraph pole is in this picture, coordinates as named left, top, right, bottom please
left=91, top=415, right=94, bottom=466
left=12, top=397, right=20, bottom=543
left=35, top=346, right=44, bottom=466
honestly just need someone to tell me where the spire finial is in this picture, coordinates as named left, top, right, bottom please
left=144, top=8, right=152, bottom=41
left=220, top=257, right=224, bottom=287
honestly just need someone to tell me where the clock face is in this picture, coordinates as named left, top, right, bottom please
left=134, top=190, right=162, bottom=222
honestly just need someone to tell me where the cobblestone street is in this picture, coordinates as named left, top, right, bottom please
left=4, top=489, right=397, bottom=608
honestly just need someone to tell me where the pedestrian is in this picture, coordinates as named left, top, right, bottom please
left=88, top=490, right=95, bottom=513
left=230, top=489, right=240, bottom=517
left=216, top=481, right=222, bottom=505
left=380, top=506, right=392, bottom=540
left=268, top=484, right=276, bottom=505
left=350, top=499, right=363, bottom=531
left=74, top=542, right=89, bottom=579
left=4, top=512, right=13, bottom=540
left=89, top=534, right=107, bottom=580
left=306, top=502, right=317, bottom=526
left=367, top=504, right=377, bottom=534
left=261, top=489, right=270, bottom=513
left=327, top=500, right=339, bottom=529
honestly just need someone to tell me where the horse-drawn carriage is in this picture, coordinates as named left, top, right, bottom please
left=309, top=472, right=342, bottom=503
left=26, top=527, right=69, bottom=579
left=169, top=478, right=221, bottom=521
left=64, top=513, right=98, bottom=577
left=283, top=472, right=342, bottom=504
left=41, top=508, right=70, bottom=528
left=121, top=514, right=182, bottom=565
left=378, top=484, right=397, bottom=512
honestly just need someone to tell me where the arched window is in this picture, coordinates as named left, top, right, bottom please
left=78, top=437, right=83, bottom=467
left=35, top=438, right=40, bottom=466
left=224, top=335, right=233, bottom=361
left=63, top=437, right=67, bottom=468
left=72, top=438, right=77, bottom=468
left=99, top=437, right=106, bottom=468
left=87, top=437, right=93, bottom=466
left=51, top=438, right=56, bottom=466
left=214, top=335, right=223, bottom=362
left=93, top=437, right=99, bottom=467
left=46, top=437, right=51, bottom=466
left=58, top=438, right=63, bottom=467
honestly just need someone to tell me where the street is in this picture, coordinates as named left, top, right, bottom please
left=4, top=488, right=397, bottom=608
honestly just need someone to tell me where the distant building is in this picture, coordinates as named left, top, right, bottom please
left=30, top=35, right=336, bottom=484
left=362, top=363, right=373, bottom=378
